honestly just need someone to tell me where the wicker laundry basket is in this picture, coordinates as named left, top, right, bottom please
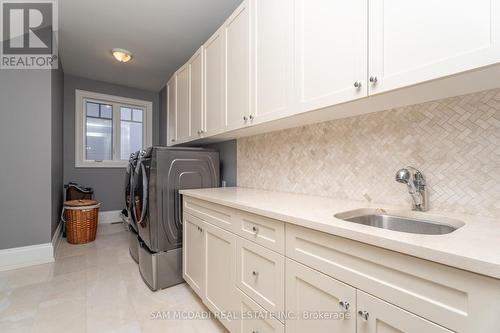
left=63, top=199, right=100, bottom=244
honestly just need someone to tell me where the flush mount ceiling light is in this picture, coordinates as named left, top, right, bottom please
left=111, top=48, right=132, bottom=63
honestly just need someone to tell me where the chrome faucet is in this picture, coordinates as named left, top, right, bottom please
left=395, top=167, right=428, bottom=211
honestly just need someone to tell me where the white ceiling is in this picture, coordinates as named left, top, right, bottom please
left=59, top=0, right=242, bottom=91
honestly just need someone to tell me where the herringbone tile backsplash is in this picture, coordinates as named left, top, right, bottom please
left=237, top=89, right=500, bottom=218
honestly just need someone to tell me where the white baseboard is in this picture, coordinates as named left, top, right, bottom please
left=0, top=243, right=55, bottom=272
left=0, top=212, right=123, bottom=272
left=52, top=221, right=63, bottom=255
left=99, top=210, right=124, bottom=224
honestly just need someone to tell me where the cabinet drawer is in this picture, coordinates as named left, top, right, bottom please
left=236, top=237, right=285, bottom=316
left=236, top=288, right=284, bottom=333
left=236, top=210, right=285, bottom=254
left=286, top=224, right=500, bottom=333
left=184, top=197, right=236, bottom=233
left=357, top=290, right=452, bottom=333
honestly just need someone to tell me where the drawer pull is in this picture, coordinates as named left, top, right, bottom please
left=358, top=310, right=369, bottom=321
left=339, top=300, right=350, bottom=311
left=252, top=270, right=259, bottom=277
left=252, top=331, right=259, bottom=333
left=252, top=226, right=259, bottom=234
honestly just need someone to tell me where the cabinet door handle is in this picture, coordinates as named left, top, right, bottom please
left=358, top=310, right=369, bottom=321
left=252, top=270, right=259, bottom=277
left=354, top=81, right=362, bottom=88
left=249, top=115, right=254, bottom=120
left=243, top=116, right=248, bottom=121
left=339, top=300, right=350, bottom=311
left=369, top=76, right=378, bottom=83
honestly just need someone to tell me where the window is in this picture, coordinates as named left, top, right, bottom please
left=85, top=102, right=113, bottom=161
left=75, top=90, right=152, bottom=168
left=120, top=107, right=144, bottom=160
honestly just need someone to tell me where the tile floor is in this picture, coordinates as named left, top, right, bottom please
left=0, top=223, right=227, bottom=333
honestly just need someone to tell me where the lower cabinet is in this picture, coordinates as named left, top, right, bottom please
left=182, top=213, right=205, bottom=297
left=285, top=258, right=454, bottom=333
left=356, top=290, right=453, bottom=333
left=285, top=258, right=356, bottom=333
left=203, top=221, right=238, bottom=332
left=183, top=197, right=500, bottom=333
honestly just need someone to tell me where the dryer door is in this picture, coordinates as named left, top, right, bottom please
left=125, top=162, right=135, bottom=227
left=127, top=158, right=140, bottom=232
left=134, top=156, right=153, bottom=249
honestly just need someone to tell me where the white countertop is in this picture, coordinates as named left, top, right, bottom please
left=180, top=187, right=500, bottom=279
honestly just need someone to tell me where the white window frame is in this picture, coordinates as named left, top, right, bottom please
left=75, top=89, right=153, bottom=168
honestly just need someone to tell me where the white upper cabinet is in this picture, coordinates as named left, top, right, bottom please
left=189, top=47, right=204, bottom=138
left=252, top=0, right=294, bottom=123
left=168, top=0, right=500, bottom=145
left=224, top=0, right=252, bottom=130
left=294, top=0, right=368, bottom=113
left=368, top=0, right=500, bottom=95
left=175, top=63, right=190, bottom=142
left=166, top=75, right=176, bottom=145
left=204, top=27, right=226, bottom=136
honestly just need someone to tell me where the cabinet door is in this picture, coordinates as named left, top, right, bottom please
left=175, top=64, right=190, bottom=141
left=189, top=47, right=204, bottom=138
left=369, top=0, right=500, bottom=95
left=203, top=221, right=237, bottom=332
left=224, top=0, right=251, bottom=131
left=166, top=76, right=176, bottom=145
left=183, top=213, right=205, bottom=298
left=294, top=0, right=368, bottom=113
left=252, top=0, right=294, bottom=123
left=357, top=290, right=453, bottom=333
left=204, top=27, right=225, bottom=136
left=286, top=258, right=356, bottom=333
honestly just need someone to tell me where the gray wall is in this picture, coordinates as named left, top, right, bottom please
left=202, top=140, right=237, bottom=187
left=51, top=64, right=64, bottom=236
left=63, top=75, right=160, bottom=211
left=0, top=70, right=53, bottom=249
left=159, top=86, right=167, bottom=146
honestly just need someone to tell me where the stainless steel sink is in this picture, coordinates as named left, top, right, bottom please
left=334, top=208, right=464, bottom=235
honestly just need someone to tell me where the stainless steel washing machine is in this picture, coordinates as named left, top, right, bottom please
left=133, top=146, right=219, bottom=290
